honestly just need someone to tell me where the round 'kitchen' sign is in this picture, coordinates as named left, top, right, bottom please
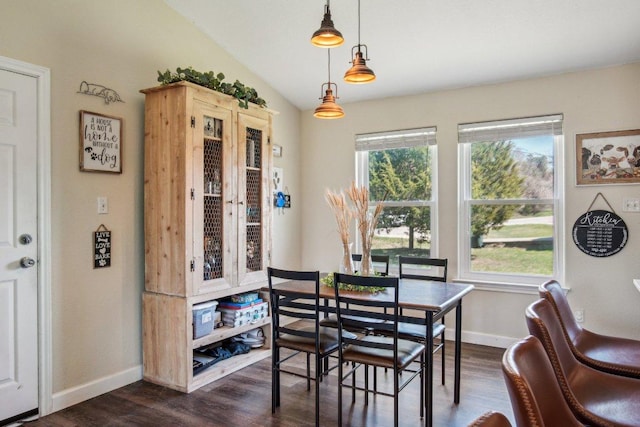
left=572, top=210, right=628, bottom=257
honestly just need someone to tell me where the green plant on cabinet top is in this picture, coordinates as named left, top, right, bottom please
left=157, top=66, right=267, bottom=109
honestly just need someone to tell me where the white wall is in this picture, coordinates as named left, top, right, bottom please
left=301, top=63, right=640, bottom=345
left=0, top=0, right=302, bottom=408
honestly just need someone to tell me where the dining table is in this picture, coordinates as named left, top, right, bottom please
left=269, top=277, right=474, bottom=427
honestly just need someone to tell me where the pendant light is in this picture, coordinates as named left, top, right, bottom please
left=314, top=49, right=345, bottom=119
left=311, top=0, right=344, bottom=48
left=344, top=0, right=375, bottom=84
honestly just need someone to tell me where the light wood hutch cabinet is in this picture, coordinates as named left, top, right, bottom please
left=141, top=81, right=273, bottom=392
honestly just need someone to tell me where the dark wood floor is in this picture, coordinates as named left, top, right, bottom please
left=24, top=343, right=515, bottom=426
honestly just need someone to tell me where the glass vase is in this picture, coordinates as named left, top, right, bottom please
left=360, top=211, right=374, bottom=276
left=361, top=245, right=373, bottom=276
left=340, top=242, right=354, bottom=274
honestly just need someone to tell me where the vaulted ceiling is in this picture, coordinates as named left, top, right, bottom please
left=165, top=0, right=640, bottom=110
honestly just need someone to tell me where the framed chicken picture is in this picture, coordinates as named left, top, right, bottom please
left=576, top=129, right=640, bottom=185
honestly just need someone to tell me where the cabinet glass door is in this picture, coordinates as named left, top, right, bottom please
left=245, top=126, right=262, bottom=273
left=203, top=115, right=224, bottom=282
left=194, top=104, right=234, bottom=295
left=238, top=113, right=269, bottom=285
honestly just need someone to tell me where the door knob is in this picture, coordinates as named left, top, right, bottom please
left=20, top=257, right=36, bottom=268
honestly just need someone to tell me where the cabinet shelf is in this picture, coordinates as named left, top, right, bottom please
left=193, top=316, right=271, bottom=349
left=189, top=346, right=270, bottom=392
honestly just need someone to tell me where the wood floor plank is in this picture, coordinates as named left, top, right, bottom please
left=25, top=343, right=514, bottom=426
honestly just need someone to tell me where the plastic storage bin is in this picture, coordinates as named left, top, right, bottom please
left=192, top=301, right=218, bottom=339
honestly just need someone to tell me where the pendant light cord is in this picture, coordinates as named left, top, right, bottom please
left=327, top=48, right=332, bottom=84
left=357, top=0, right=361, bottom=46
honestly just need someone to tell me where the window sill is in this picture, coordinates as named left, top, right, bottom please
left=452, top=278, right=540, bottom=295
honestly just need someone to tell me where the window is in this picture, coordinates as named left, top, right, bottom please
left=356, top=127, right=438, bottom=271
left=458, top=115, right=564, bottom=286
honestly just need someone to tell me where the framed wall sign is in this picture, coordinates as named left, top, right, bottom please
left=576, top=129, right=640, bottom=185
left=79, top=110, right=123, bottom=173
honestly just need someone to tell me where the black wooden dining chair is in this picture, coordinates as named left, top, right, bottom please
left=397, top=256, right=448, bottom=385
left=333, top=272, right=426, bottom=427
left=319, top=255, right=388, bottom=334
left=352, top=253, right=390, bottom=276
left=267, top=267, right=346, bottom=427
left=399, top=255, right=448, bottom=282
left=372, top=254, right=390, bottom=276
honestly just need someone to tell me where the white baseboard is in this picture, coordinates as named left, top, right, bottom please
left=460, top=330, right=519, bottom=349
left=51, top=365, right=142, bottom=413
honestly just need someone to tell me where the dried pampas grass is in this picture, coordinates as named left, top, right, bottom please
left=325, top=189, right=354, bottom=273
left=346, top=183, right=385, bottom=275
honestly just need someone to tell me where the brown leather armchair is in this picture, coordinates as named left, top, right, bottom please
left=502, top=335, right=583, bottom=426
left=468, top=411, right=513, bottom=427
left=526, top=298, right=640, bottom=426
left=539, top=280, right=640, bottom=379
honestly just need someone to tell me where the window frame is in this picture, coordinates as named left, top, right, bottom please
left=355, top=127, right=439, bottom=273
left=457, top=115, right=564, bottom=288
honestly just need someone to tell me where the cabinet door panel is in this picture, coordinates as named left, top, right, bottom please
left=143, top=86, right=191, bottom=296
left=193, top=102, right=234, bottom=295
left=237, top=113, right=270, bottom=287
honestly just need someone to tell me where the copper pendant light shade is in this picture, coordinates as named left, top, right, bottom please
left=344, top=0, right=375, bottom=84
left=344, top=47, right=376, bottom=83
left=314, top=49, right=345, bottom=119
left=311, top=0, right=344, bottom=48
left=314, top=84, right=345, bottom=119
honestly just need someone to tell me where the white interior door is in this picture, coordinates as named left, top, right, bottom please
left=0, top=69, right=39, bottom=422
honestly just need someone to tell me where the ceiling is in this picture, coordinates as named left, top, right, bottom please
left=164, top=0, right=640, bottom=111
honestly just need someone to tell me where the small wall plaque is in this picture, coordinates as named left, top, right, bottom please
left=94, top=224, right=112, bottom=268
left=572, top=193, right=628, bottom=257
left=572, top=210, right=628, bottom=257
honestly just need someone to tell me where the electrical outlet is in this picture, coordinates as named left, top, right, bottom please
left=623, top=198, right=640, bottom=212
left=574, top=309, right=584, bottom=323
left=97, top=197, right=108, bottom=214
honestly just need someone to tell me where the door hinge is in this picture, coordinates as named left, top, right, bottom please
left=267, top=136, right=271, bottom=145
left=191, top=188, right=195, bottom=200
left=191, top=116, right=196, bottom=128
left=190, top=259, right=195, bottom=272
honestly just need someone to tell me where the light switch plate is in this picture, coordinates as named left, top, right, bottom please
left=97, top=197, right=108, bottom=214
